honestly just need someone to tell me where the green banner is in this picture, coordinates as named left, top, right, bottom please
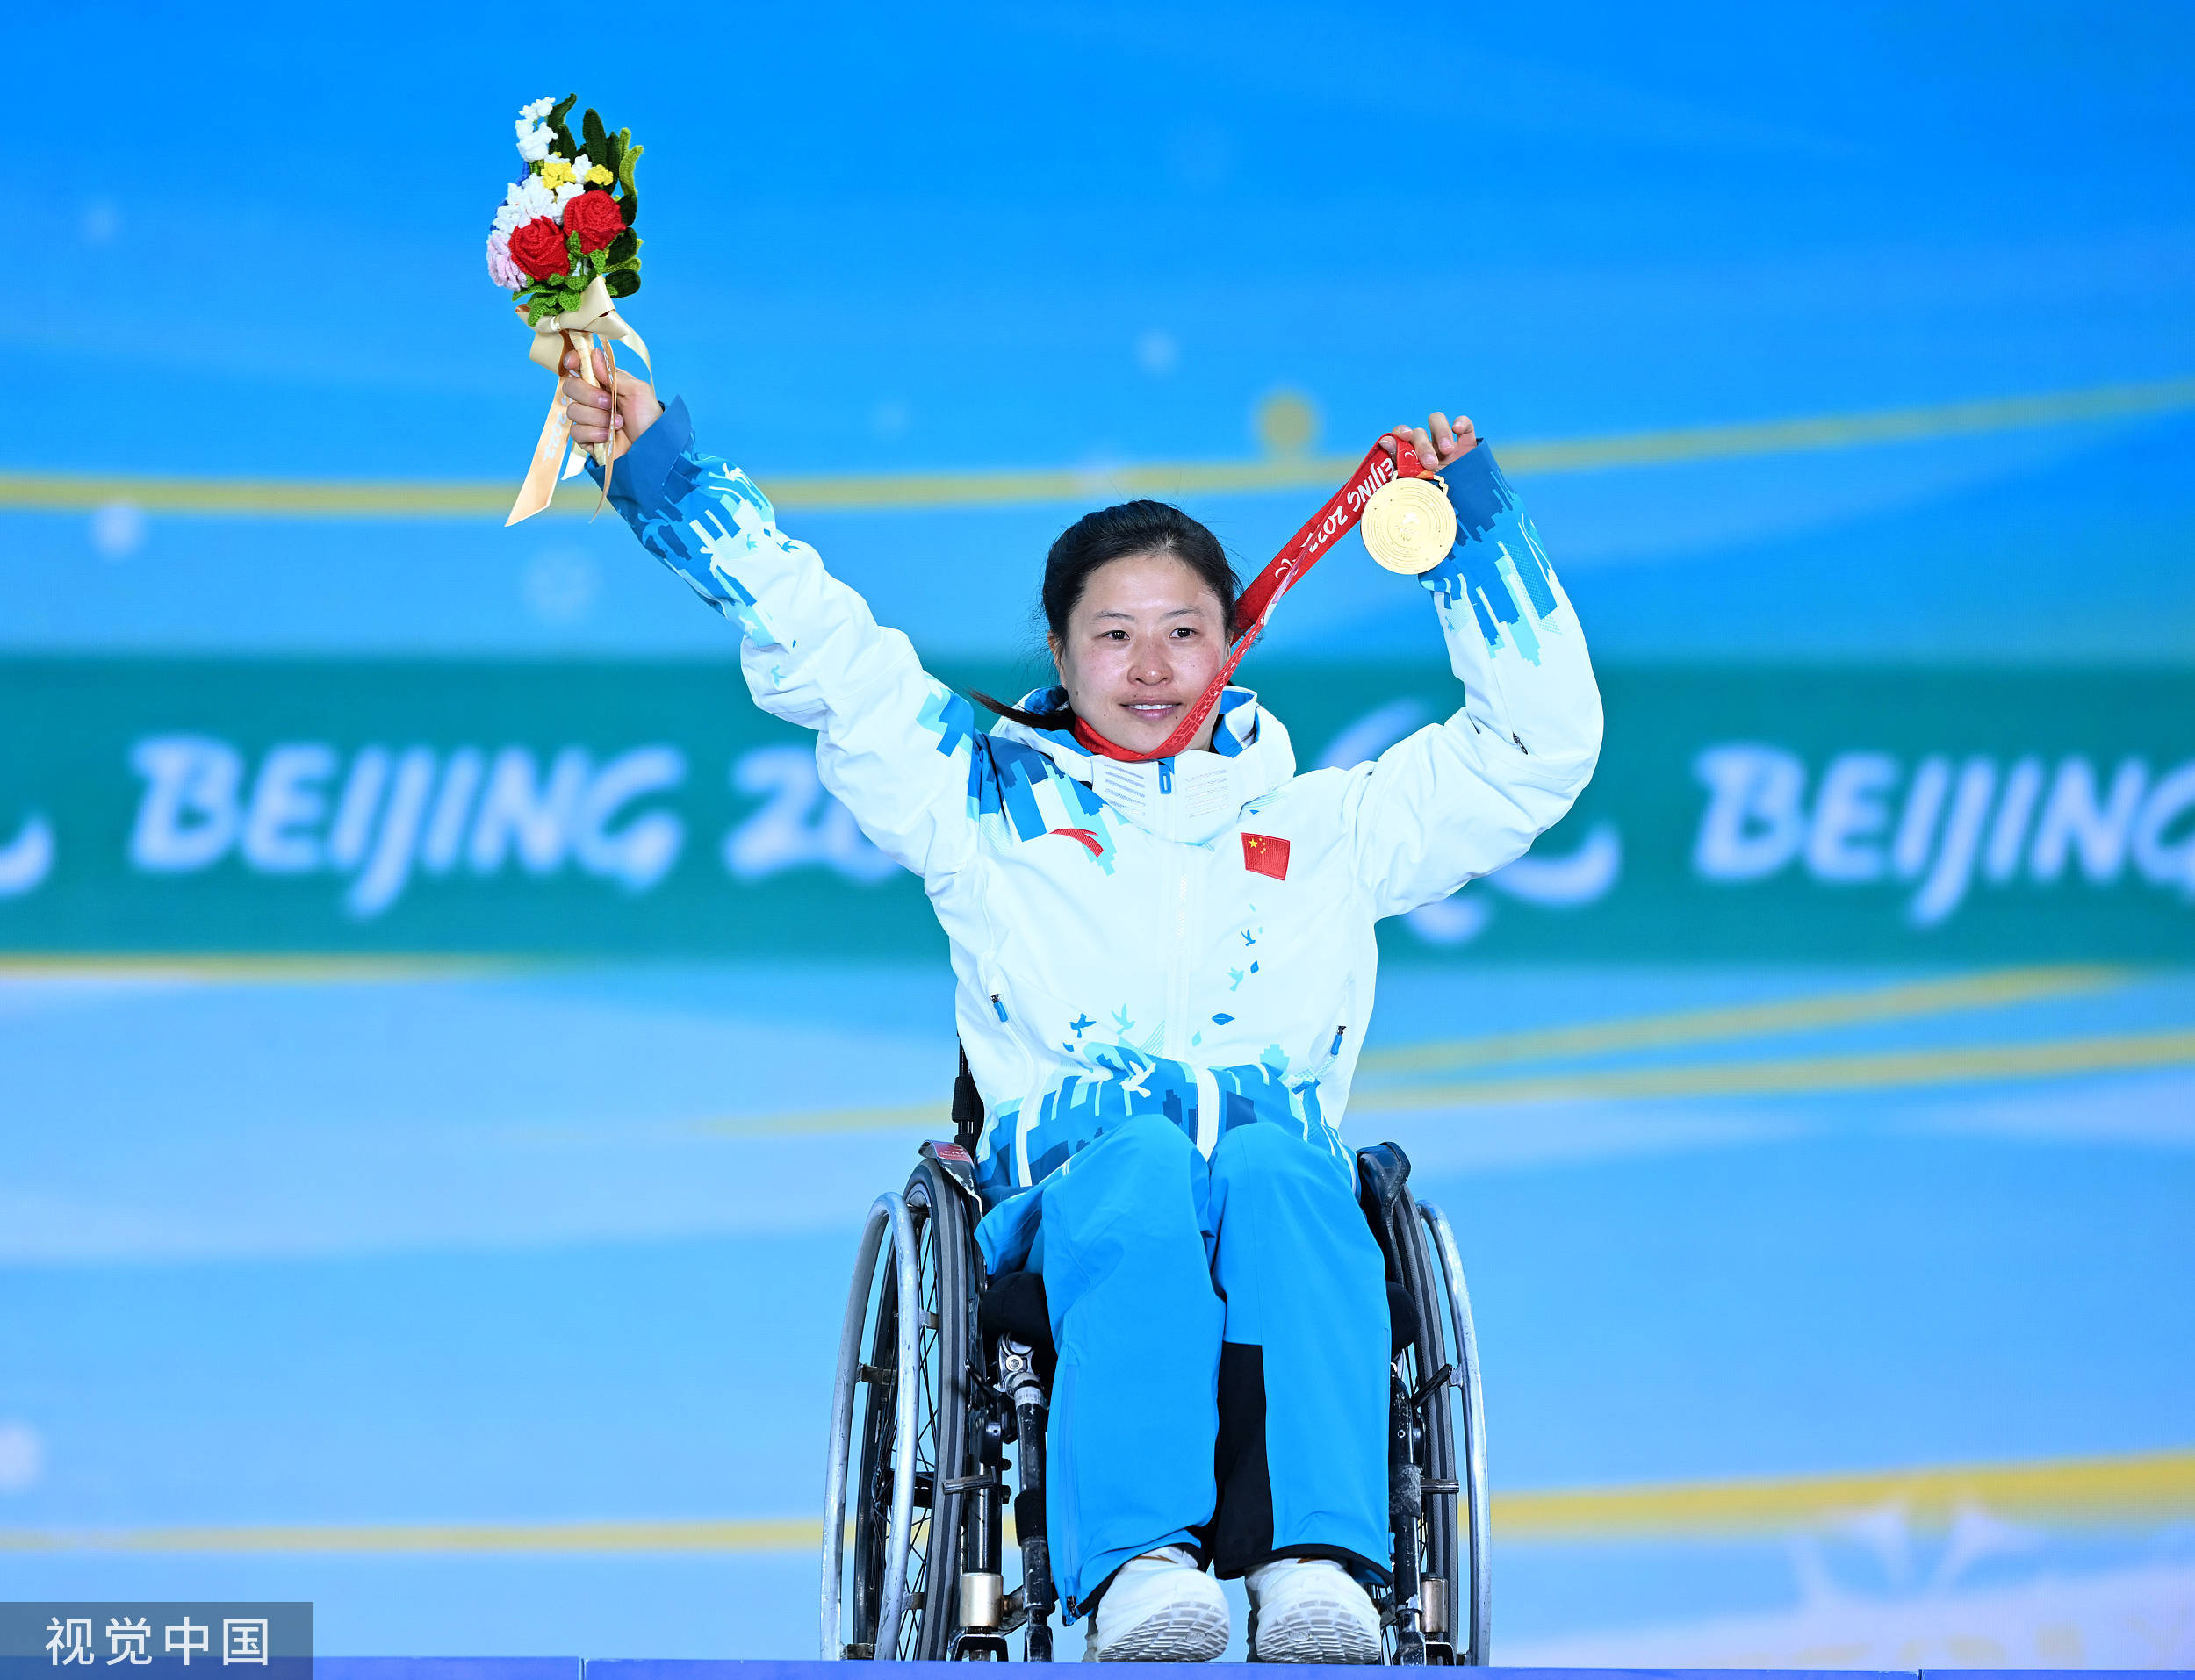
left=1, top=658, right=2190, bottom=960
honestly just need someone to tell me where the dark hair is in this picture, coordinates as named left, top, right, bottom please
left=973, top=500, right=1239, bottom=729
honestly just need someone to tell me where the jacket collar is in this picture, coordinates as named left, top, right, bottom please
left=993, top=686, right=1296, bottom=844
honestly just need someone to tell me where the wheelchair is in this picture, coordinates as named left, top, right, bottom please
left=822, top=1058, right=1490, bottom=1665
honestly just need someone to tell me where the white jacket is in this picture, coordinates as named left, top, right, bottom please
left=602, top=403, right=1603, bottom=1258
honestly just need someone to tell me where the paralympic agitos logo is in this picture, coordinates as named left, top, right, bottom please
left=0, top=808, right=54, bottom=899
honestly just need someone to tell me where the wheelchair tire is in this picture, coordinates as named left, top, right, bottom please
left=1385, top=1178, right=1462, bottom=1665
left=1419, top=1200, right=1490, bottom=1666
left=824, top=1159, right=978, bottom=1661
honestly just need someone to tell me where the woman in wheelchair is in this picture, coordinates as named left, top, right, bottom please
left=562, top=355, right=1601, bottom=1662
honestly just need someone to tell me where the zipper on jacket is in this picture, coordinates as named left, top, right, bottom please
left=1306, top=973, right=1357, bottom=1085
left=1308, top=1020, right=1349, bottom=1083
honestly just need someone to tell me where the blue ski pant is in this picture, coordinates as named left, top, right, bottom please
left=989, top=1113, right=1390, bottom=1618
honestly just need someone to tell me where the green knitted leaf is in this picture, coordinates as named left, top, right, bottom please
left=606, top=229, right=637, bottom=266
left=548, top=93, right=578, bottom=157
left=617, top=187, right=639, bottom=231
left=605, top=269, right=639, bottom=299
left=618, top=140, right=644, bottom=191
left=582, top=106, right=606, bottom=157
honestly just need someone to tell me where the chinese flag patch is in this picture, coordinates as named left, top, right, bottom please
left=1241, top=832, right=1291, bottom=880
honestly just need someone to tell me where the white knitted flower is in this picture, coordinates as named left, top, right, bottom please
left=516, top=115, right=553, bottom=163
left=503, top=174, right=559, bottom=223
left=520, top=96, right=556, bottom=120
left=552, top=179, right=585, bottom=212
left=486, top=227, right=527, bottom=290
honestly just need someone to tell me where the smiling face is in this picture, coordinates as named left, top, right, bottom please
left=1052, top=549, right=1231, bottom=756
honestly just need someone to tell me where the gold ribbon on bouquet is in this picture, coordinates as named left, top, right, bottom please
left=507, top=274, right=655, bottom=525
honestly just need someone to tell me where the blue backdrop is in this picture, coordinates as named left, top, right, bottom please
left=4, top=2, right=2192, bottom=1669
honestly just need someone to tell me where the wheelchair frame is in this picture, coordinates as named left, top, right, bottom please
left=822, top=1070, right=1489, bottom=1665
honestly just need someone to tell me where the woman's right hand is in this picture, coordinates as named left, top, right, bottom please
left=1383, top=411, right=1476, bottom=475
left=561, top=345, right=664, bottom=460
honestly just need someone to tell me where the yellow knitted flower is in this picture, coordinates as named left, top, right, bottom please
left=586, top=164, right=614, bottom=186
left=537, top=156, right=577, bottom=189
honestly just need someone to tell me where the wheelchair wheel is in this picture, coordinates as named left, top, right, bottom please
left=821, top=1159, right=978, bottom=1660
left=1383, top=1178, right=1461, bottom=1664
left=1419, top=1201, right=1490, bottom=1666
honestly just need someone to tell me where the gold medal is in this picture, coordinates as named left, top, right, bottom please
left=1359, top=474, right=1457, bottom=574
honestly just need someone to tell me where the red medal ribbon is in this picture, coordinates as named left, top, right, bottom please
left=1070, top=434, right=1434, bottom=763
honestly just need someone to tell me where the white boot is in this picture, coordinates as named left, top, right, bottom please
left=1082, top=1545, right=1230, bottom=1662
left=1245, top=1556, right=1382, bottom=1664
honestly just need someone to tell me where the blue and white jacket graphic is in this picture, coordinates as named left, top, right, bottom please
left=598, top=402, right=1602, bottom=1270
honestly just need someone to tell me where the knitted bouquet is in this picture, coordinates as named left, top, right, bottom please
left=492, top=95, right=652, bottom=523
left=488, top=95, right=644, bottom=321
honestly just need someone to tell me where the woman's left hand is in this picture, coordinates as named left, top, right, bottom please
left=1383, top=411, right=1477, bottom=474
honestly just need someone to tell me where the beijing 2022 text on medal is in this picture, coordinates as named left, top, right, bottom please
left=1359, top=474, right=1457, bottom=574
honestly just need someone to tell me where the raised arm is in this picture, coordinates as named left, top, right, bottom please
left=1341, top=415, right=1604, bottom=917
left=562, top=352, right=978, bottom=882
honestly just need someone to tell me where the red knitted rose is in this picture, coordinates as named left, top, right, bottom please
left=507, top=216, right=571, bottom=281
left=563, top=190, right=625, bottom=255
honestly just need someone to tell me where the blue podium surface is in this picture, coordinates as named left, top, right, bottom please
left=317, top=1664, right=581, bottom=1680
left=307, top=1664, right=2187, bottom=1678
left=587, top=1665, right=1925, bottom=1680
